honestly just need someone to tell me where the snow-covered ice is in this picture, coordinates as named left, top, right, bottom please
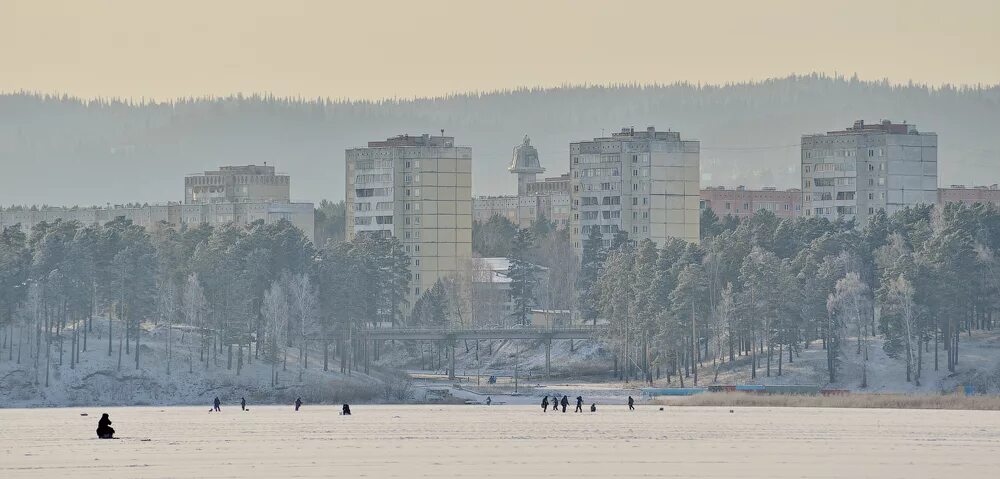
left=2, top=404, right=999, bottom=478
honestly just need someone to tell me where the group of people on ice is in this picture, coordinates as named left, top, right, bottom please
left=540, top=395, right=635, bottom=413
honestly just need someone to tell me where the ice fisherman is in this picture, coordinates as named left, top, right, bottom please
left=551, top=396, right=559, bottom=413
left=590, top=403, right=596, bottom=413
left=575, top=396, right=583, bottom=413
left=628, top=396, right=635, bottom=411
left=294, top=397, right=302, bottom=411
left=560, top=395, right=569, bottom=412
left=541, top=396, right=549, bottom=412
left=213, top=397, right=221, bottom=412
left=342, top=404, right=352, bottom=415
left=241, top=397, right=246, bottom=411
left=486, top=396, right=492, bottom=405
left=96, top=413, right=115, bottom=439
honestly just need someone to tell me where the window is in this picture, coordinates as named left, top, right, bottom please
left=724, top=202, right=731, bottom=210
left=878, top=178, right=885, bottom=186
left=415, top=288, right=420, bottom=295
left=868, top=193, right=874, bottom=200
left=805, top=180, right=812, bottom=188
left=632, top=198, right=638, bottom=206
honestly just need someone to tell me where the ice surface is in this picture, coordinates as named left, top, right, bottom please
left=2, top=405, right=999, bottom=478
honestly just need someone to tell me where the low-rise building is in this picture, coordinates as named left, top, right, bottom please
left=700, top=186, right=802, bottom=220
left=937, top=184, right=1000, bottom=208
left=472, top=136, right=571, bottom=229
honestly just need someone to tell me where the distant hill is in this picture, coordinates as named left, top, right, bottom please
left=2, top=74, right=999, bottom=206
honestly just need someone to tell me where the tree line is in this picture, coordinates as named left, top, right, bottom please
left=580, top=203, right=1000, bottom=386
left=0, top=217, right=411, bottom=386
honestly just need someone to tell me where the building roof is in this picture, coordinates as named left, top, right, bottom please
left=508, top=135, right=544, bottom=174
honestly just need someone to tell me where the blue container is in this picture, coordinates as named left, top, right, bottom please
left=641, top=387, right=707, bottom=397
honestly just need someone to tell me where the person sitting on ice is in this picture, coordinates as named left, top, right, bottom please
left=590, top=403, right=597, bottom=413
left=486, top=396, right=492, bottom=405
left=96, top=413, right=115, bottom=439
left=342, top=404, right=352, bottom=415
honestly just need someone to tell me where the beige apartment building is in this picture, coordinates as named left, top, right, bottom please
left=569, top=126, right=700, bottom=253
left=185, top=164, right=290, bottom=204
left=345, top=134, right=473, bottom=302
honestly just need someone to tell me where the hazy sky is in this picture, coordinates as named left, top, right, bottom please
left=2, top=0, right=998, bottom=100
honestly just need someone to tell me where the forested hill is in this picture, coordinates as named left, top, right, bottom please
left=2, top=74, right=999, bottom=206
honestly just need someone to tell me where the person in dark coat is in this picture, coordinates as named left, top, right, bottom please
left=628, top=396, right=635, bottom=411
left=240, top=397, right=246, bottom=411
left=294, top=397, right=302, bottom=411
left=342, top=404, right=352, bottom=415
left=560, top=395, right=569, bottom=412
left=590, top=403, right=597, bottom=412
left=213, top=397, right=221, bottom=412
left=552, top=396, right=559, bottom=413
left=541, top=396, right=549, bottom=412
left=96, top=413, right=115, bottom=439
left=575, top=396, right=583, bottom=413
left=486, top=396, right=492, bottom=405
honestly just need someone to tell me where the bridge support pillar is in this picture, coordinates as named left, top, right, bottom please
left=448, top=342, right=456, bottom=381
left=545, top=339, right=551, bottom=378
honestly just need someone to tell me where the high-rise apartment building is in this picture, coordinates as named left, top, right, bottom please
left=345, top=134, right=473, bottom=302
left=802, top=120, right=937, bottom=224
left=185, top=164, right=290, bottom=204
left=569, top=126, right=700, bottom=253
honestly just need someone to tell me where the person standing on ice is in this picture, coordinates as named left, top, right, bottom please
left=560, top=395, right=569, bottom=412
left=541, top=396, right=549, bottom=412
left=575, top=396, right=583, bottom=412
left=551, top=396, right=559, bottom=413
left=213, top=397, right=221, bottom=412
left=627, top=396, right=635, bottom=411
left=295, top=397, right=302, bottom=411
left=241, top=397, right=246, bottom=411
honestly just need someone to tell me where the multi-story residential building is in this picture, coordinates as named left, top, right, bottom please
left=345, top=133, right=473, bottom=302
left=938, top=184, right=1000, bottom=207
left=569, top=126, right=700, bottom=253
left=185, top=164, right=290, bottom=204
left=700, top=186, right=802, bottom=220
left=0, top=202, right=314, bottom=239
left=802, top=120, right=937, bottom=224
left=472, top=136, right=571, bottom=228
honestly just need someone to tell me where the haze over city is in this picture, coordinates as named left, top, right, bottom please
left=2, top=2, right=1000, bottom=478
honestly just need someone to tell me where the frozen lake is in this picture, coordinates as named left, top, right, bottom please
left=2, top=404, right=999, bottom=478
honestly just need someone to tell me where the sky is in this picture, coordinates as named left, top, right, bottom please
left=1, top=0, right=998, bottom=101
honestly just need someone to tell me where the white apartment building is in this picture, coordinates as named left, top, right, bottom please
left=569, top=126, right=700, bottom=253
left=345, top=134, right=473, bottom=302
left=802, top=120, right=937, bottom=224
